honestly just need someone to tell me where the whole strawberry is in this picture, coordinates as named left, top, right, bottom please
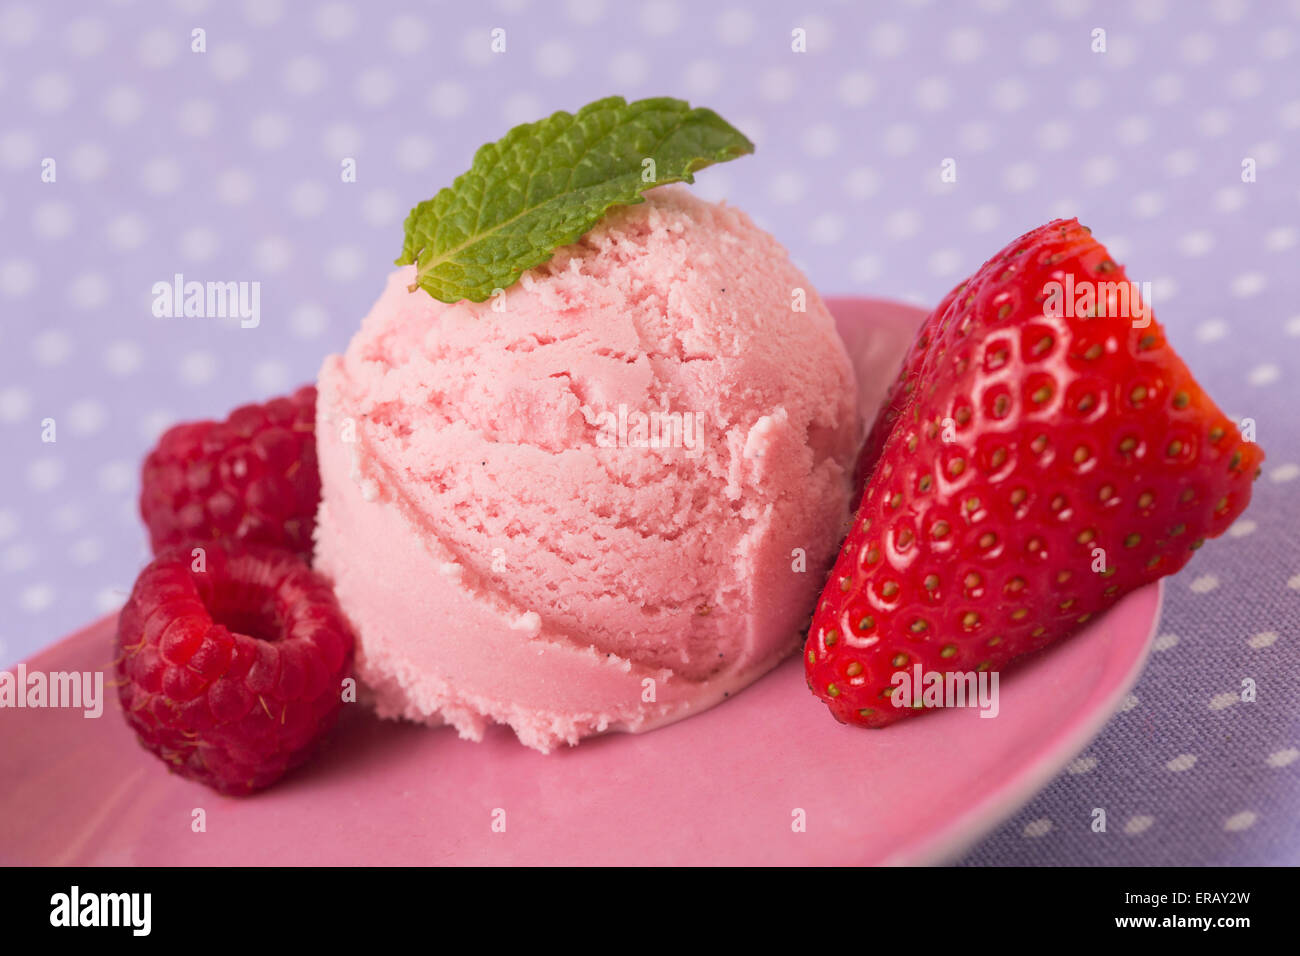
left=140, top=385, right=320, bottom=561
left=808, top=219, right=1263, bottom=728
left=114, top=542, right=356, bottom=794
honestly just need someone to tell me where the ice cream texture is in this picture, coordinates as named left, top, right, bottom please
left=314, top=186, right=860, bottom=751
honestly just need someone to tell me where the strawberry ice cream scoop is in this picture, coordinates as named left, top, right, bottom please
left=313, top=187, right=860, bottom=751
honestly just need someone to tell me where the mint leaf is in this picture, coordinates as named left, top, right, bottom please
left=395, top=96, right=754, bottom=303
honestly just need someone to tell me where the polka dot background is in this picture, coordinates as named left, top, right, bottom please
left=1, top=0, right=1297, bottom=864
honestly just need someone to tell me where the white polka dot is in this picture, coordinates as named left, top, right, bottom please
left=244, top=0, right=285, bottom=27
left=1130, top=191, right=1164, bottom=218
left=314, top=2, right=357, bottom=40
left=1124, top=815, right=1155, bottom=835
left=1164, top=148, right=1198, bottom=177
left=249, top=112, right=290, bottom=150
left=67, top=142, right=109, bottom=181
left=1002, top=161, right=1038, bottom=192
left=1180, top=32, right=1216, bottom=64
left=0, top=385, right=32, bottom=422
left=105, top=213, right=147, bottom=251
left=838, top=71, right=875, bottom=108
left=1023, top=31, right=1060, bottom=66
left=325, top=245, right=365, bottom=281
left=387, top=13, right=428, bottom=54
left=1248, top=631, right=1278, bottom=649
left=51, top=504, right=80, bottom=532
left=945, top=26, right=984, bottom=62
left=1081, top=155, right=1118, bottom=187
left=715, top=8, right=753, bottom=45
left=1266, top=747, right=1298, bottom=768
left=253, top=236, right=292, bottom=274
left=171, top=98, right=215, bottom=138
left=210, top=43, right=251, bottom=83
left=1120, top=693, right=1139, bottom=712
left=1258, top=26, right=1293, bottom=59
left=1116, top=115, right=1150, bottom=146
left=1036, top=120, right=1073, bottom=151
left=1066, top=756, right=1097, bottom=774
left=914, top=75, right=951, bottom=111
left=1223, top=811, right=1257, bottom=832
left=104, top=341, right=143, bottom=376
left=32, top=329, right=72, bottom=366
left=0, top=129, right=36, bottom=170
left=361, top=189, right=401, bottom=227
left=844, top=166, right=880, bottom=200
left=1226, top=518, right=1257, bottom=538
left=1209, top=691, right=1238, bottom=711
left=137, top=26, right=178, bottom=69
left=27, top=457, right=64, bottom=492
left=607, top=51, right=648, bottom=87
left=284, top=56, right=326, bottom=95
left=2, top=544, right=36, bottom=574
left=102, top=85, right=143, bottom=124
left=1023, top=818, right=1052, bottom=838
left=799, top=123, right=838, bottom=159
left=0, top=511, right=16, bottom=540
left=535, top=40, right=576, bottom=78
left=1149, top=73, right=1184, bottom=105
left=501, top=92, right=543, bottom=128
left=849, top=254, right=881, bottom=283
left=0, top=258, right=35, bottom=298
left=322, top=123, right=361, bottom=158
left=882, top=124, right=918, bottom=157
left=884, top=209, right=921, bottom=240
left=427, top=80, right=468, bottom=117
left=1213, top=186, right=1245, bottom=213
left=760, top=67, right=796, bottom=103
left=355, top=67, right=397, bottom=108
left=288, top=181, right=328, bottom=218
left=98, top=460, right=134, bottom=493
left=66, top=399, right=106, bottom=435
left=868, top=22, right=905, bottom=57
left=1231, top=272, right=1266, bottom=298
left=1264, top=226, right=1297, bottom=252
left=807, top=214, right=844, bottom=245
left=139, top=156, right=183, bottom=195
left=31, top=200, right=73, bottom=240
left=968, top=204, right=1001, bottom=232
left=180, top=227, right=219, bottom=262
left=395, top=135, right=436, bottom=171
left=1270, top=463, right=1299, bottom=482
left=765, top=171, right=806, bottom=205
left=958, top=121, right=994, bottom=152
left=1177, top=231, right=1214, bottom=257
left=1247, top=364, right=1278, bottom=386
left=290, top=303, right=329, bottom=339
left=991, top=77, right=1029, bottom=111
left=1290, top=573, right=1300, bottom=591
left=216, top=168, right=255, bottom=205
left=1189, top=574, right=1219, bottom=594
left=29, top=71, right=73, bottom=113
left=1195, top=318, right=1228, bottom=343
left=252, top=359, right=291, bottom=394
left=1153, top=632, right=1179, bottom=651
left=179, top=351, right=218, bottom=386
left=66, top=16, right=108, bottom=58
left=20, top=583, right=54, bottom=613
left=927, top=249, right=963, bottom=277
left=1166, top=753, right=1197, bottom=772
left=639, top=0, right=681, bottom=36
left=94, top=589, right=126, bottom=614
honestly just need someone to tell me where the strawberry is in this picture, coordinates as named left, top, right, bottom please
left=807, top=219, right=1263, bottom=728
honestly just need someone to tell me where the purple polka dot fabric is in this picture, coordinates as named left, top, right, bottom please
left=0, top=0, right=1296, bottom=864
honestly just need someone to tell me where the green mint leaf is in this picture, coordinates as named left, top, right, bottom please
left=395, top=95, right=754, bottom=303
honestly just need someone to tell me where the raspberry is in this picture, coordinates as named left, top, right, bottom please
left=140, top=385, right=320, bottom=561
left=114, top=542, right=356, bottom=795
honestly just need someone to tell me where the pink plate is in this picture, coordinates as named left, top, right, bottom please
left=0, top=298, right=1163, bottom=866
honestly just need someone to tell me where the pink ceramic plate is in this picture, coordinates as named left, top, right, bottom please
left=0, top=298, right=1163, bottom=866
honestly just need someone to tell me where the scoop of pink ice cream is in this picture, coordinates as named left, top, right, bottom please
left=314, top=186, right=859, bottom=751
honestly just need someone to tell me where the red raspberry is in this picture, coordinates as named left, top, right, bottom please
left=114, top=542, right=356, bottom=795
left=140, top=385, right=320, bottom=561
